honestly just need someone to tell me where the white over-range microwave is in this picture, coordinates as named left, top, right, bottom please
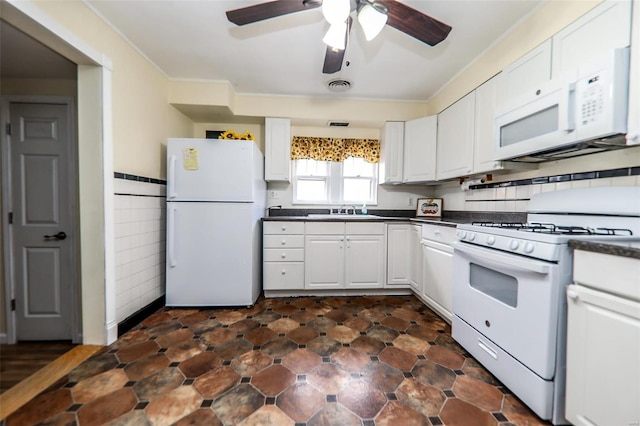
left=494, top=48, right=630, bottom=162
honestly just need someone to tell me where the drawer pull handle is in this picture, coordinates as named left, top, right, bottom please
left=478, top=339, right=498, bottom=360
left=281, top=253, right=286, bottom=258
left=567, top=289, right=578, bottom=300
left=281, top=240, right=286, bottom=245
left=282, top=226, right=286, bottom=231
left=281, top=269, right=286, bottom=275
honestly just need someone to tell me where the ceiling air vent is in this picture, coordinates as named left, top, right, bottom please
left=327, top=78, right=352, bottom=92
left=328, top=121, right=350, bottom=127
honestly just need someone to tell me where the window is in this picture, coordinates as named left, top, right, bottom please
left=293, top=157, right=378, bottom=205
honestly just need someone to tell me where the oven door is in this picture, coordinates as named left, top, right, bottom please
left=452, top=241, right=562, bottom=380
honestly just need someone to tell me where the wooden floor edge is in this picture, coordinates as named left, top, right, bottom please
left=0, top=344, right=103, bottom=420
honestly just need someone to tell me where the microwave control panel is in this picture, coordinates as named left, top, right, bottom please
left=579, top=75, right=604, bottom=125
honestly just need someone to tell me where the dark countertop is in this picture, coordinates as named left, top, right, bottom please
left=262, top=215, right=460, bottom=227
left=263, top=209, right=527, bottom=229
left=569, top=240, right=640, bottom=260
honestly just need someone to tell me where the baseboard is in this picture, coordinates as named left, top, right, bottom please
left=117, top=296, right=165, bottom=337
left=0, top=332, right=7, bottom=344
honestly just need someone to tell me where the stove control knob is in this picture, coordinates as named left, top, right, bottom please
left=524, top=242, right=535, bottom=253
left=467, top=232, right=476, bottom=241
left=459, top=231, right=468, bottom=240
left=487, top=236, right=496, bottom=246
left=509, top=239, right=520, bottom=250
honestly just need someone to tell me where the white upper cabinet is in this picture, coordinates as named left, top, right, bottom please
left=437, top=91, right=476, bottom=180
left=552, top=0, right=632, bottom=78
left=626, top=0, right=640, bottom=145
left=496, top=39, right=552, bottom=109
left=379, top=121, right=405, bottom=184
left=264, top=117, right=291, bottom=182
left=403, top=115, right=437, bottom=183
left=473, top=75, right=504, bottom=173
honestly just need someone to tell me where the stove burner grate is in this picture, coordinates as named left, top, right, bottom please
left=471, top=222, right=633, bottom=236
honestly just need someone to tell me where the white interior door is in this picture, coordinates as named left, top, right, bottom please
left=9, top=101, right=76, bottom=340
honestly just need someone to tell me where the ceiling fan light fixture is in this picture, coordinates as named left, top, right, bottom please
left=322, top=0, right=350, bottom=24
left=358, top=2, right=387, bottom=41
left=322, top=21, right=347, bottom=50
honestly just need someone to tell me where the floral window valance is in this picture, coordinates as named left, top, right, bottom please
left=291, top=136, right=380, bottom=164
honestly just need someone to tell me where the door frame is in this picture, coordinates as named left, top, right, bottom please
left=1, top=95, right=80, bottom=343
left=1, top=0, right=117, bottom=345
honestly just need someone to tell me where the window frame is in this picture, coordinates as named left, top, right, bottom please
left=292, top=158, right=378, bottom=205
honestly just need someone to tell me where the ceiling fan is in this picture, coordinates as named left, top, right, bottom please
left=226, top=0, right=452, bottom=74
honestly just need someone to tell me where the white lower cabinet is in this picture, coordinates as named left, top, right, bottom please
left=386, top=224, right=411, bottom=286
left=305, top=222, right=385, bottom=289
left=419, top=224, right=456, bottom=322
left=263, top=221, right=305, bottom=290
left=408, top=225, right=422, bottom=292
left=565, top=249, right=640, bottom=426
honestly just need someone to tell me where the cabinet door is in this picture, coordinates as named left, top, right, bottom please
left=386, top=224, right=410, bottom=286
left=421, top=240, right=453, bottom=322
left=265, top=117, right=291, bottom=182
left=305, top=235, right=344, bottom=288
left=408, top=225, right=421, bottom=291
left=496, top=39, right=552, bottom=109
left=345, top=235, right=385, bottom=288
left=380, top=122, right=405, bottom=184
left=473, top=75, right=504, bottom=173
left=437, top=91, right=476, bottom=180
left=565, top=284, right=640, bottom=426
left=552, top=0, right=632, bottom=78
left=403, top=116, right=437, bottom=183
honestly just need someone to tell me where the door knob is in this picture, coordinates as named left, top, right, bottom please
left=44, top=231, right=67, bottom=241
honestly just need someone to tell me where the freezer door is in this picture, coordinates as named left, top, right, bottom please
left=167, top=138, right=263, bottom=202
left=166, top=202, right=262, bottom=306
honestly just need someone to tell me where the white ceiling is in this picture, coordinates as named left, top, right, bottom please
left=85, top=0, right=544, bottom=102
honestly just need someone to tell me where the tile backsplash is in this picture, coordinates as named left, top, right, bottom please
left=113, top=174, right=166, bottom=323
left=436, top=167, right=640, bottom=212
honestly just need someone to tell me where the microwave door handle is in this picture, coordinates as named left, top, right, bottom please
left=453, top=242, right=550, bottom=275
left=559, top=82, right=576, bottom=132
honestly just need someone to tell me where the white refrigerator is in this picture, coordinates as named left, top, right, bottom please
left=165, top=138, right=266, bottom=306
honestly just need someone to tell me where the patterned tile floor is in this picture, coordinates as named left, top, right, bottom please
left=6, top=295, right=550, bottom=425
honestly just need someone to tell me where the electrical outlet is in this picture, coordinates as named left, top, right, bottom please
left=407, top=197, right=413, bottom=206
left=270, top=191, right=279, bottom=199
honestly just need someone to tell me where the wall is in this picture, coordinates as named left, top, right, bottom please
left=26, top=0, right=193, bottom=179
left=113, top=177, right=166, bottom=323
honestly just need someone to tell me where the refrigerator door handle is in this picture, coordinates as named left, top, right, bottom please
left=168, top=205, right=177, bottom=267
left=168, top=155, right=177, bottom=199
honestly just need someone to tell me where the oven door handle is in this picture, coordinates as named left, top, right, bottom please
left=452, top=242, right=550, bottom=274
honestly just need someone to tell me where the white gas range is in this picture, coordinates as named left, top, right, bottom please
left=451, top=186, right=640, bottom=425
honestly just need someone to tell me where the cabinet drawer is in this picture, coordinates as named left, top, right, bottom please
left=264, top=248, right=305, bottom=262
left=346, top=222, right=385, bottom=235
left=306, top=222, right=345, bottom=235
left=263, top=235, right=305, bottom=248
left=264, top=221, right=305, bottom=235
left=421, top=224, right=457, bottom=245
left=264, top=262, right=304, bottom=290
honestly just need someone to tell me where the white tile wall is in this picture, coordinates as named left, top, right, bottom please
left=114, top=178, right=166, bottom=323
left=437, top=175, right=640, bottom=213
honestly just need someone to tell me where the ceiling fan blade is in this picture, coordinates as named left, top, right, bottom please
left=378, top=0, right=452, bottom=46
left=323, top=16, right=352, bottom=74
left=323, top=47, right=346, bottom=74
left=226, top=0, right=320, bottom=26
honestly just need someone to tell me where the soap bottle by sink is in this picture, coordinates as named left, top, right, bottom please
left=361, top=203, right=367, bottom=215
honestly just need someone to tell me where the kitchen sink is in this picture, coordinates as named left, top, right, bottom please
left=306, top=214, right=381, bottom=219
